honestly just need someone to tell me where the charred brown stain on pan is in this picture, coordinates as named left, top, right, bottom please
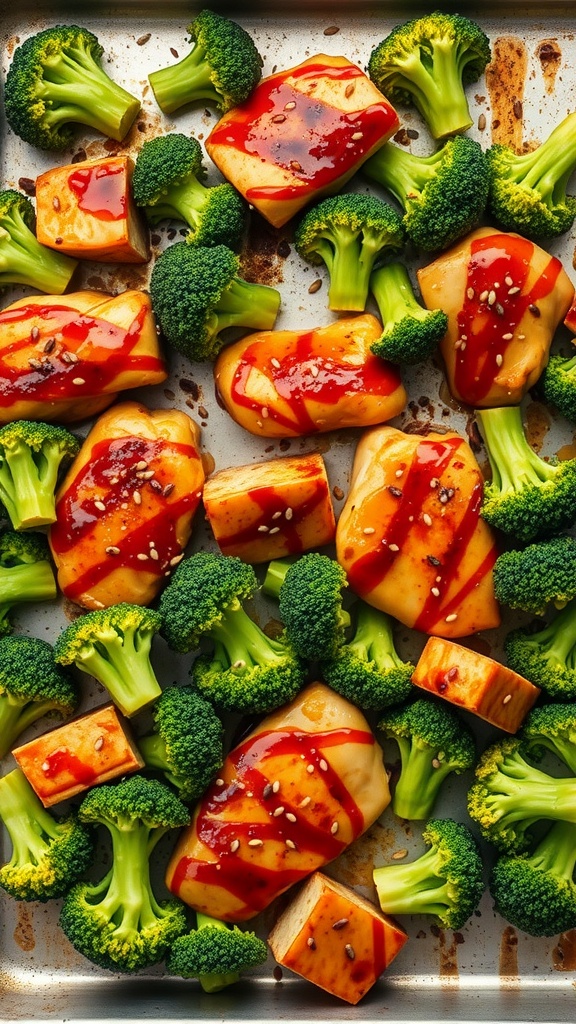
left=525, top=400, right=552, bottom=453
left=13, top=903, right=35, bottom=952
left=552, top=928, right=576, bottom=970
left=486, top=37, right=528, bottom=151
left=430, top=924, right=459, bottom=981
left=499, top=924, right=520, bottom=983
left=537, top=38, right=562, bottom=93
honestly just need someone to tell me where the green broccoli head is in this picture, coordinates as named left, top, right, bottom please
left=493, top=535, right=576, bottom=615
left=167, top=912, right=268, bottom=993
left=505, top=600, right=576, bottom=701
left=369, top=261, right=448, bottom=365
left=0, top=529, right=57, bottom=638
left=4, top=24, right=140, bottom=151
left=368, top=13, right=491, bottom=139
left=541, top=351, right=576, bottom=422
left=294, top=193, right=404, bottom=312
left=0, top=189, right=77, bottom=293
left=0, top=634, right=77, bottom=758
left=263, top=553, right=351, bottom=662
left=0, top=419, right=80, bottom=531
left=521, top=702, right=576, bottom=772
left=148, top=10, right=262, bottom=116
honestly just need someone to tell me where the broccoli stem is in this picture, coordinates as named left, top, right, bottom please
left=392, top=735, right=457, bottom=821
left=39, top=48, right=140, bottom=142
left=90, top=823, right=165, bottom=936
left=261, top=558, right=295, bottom=599
left=348, top=602, right=403, bottom=669
left=400, top=47, right=473, bottom=138
left=144, top=175, right=208, bottom=227
left=216, top=276, right=281, bottom=332
left=0, top=688, right=66, bottom=759
left=486, top=766, right=576, bottom=825
left=0, top=769, right=61, bottom=865
left=195, top=912, right=240, bottom=992
left=0, top=442, right=62, bottom=529
left=373, top=846, right=452, bottom=917
left=526, top=819, right=576, bottom=880
left=320, top=228, right=380, bottom=311
left=370, top=262, right=425, bottom=325
left=0, top=207, right=76, bottom=294
left=523, top=600, right=576, bottom=670
left=78, top=627, right=161, bottom=717
left=505, top=112, right=576, bottom=202
left=210, top=600, right=284, bottom=669
left=0, top=560, right=57, bottom=610
left=477, top=406, right=557, bottom=493
left=364, top=143, right=437, bottom=206
left=149, top=45, right=220, bottom=115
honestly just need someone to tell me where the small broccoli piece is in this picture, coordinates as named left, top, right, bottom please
left=487, top=111, right=576, bottom=241
left=148, top=10, right=262, bottom=116
left=368, top=13, right=491, bottom=140
left=505, top=601, right=576, bottom=701
left=0, top=530, right=57, bottom=639
left=53, top=604, right=162, bottom=718
left=132, top=133, right=247, bottom=248
left=0, top=634, right=77, bottom=759
left=0, top=189, right=77, bottom=293
left=322, top=602, right=413, bottom=711
left=263, top=554, right=351, bottom=662
left=149, top=242, right=281, bottom=362
left=167, top=912, right=268, bottom=993
left=368, top=262, right=448, bottom=365
left=373, top=818, right=484, bottom=930
left=0, top=768, right=93, bottom=902
left=541, top=350, right=576, bottom=423
left=0, top=420, right=80, bottom=531
left=363, top=136, right=489, bottom=252
left=378, top=697, right=475, bottom=821
left=490, top=820, right=576, bottom=937
left=477, top=405, right=576, bottom=543
left=138, top=685, right=224, bottom=802
left=159, top=552, right=305, bottom=715
left=293, top=193, right=404, bottom=312
left=59, top=775, right=189, bottom=973
left=521, top=703, right=576, bottom=774
left=467, top=737, right=576, bottom=853
left=4, top=24, right=140, bottom=151
left=493, top=535, right=576, bottom=615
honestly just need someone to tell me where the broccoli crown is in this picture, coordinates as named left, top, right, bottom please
left=167, top=913, right=268, bottom=993
left=372, top=817, right=484, bottom=930
left=53, top=604, right=162, bottom=718
left=0, top=188, right=77, bottom=293
left=521, top=702, right=576, bottom=773
left=264, top=554, right=351, bottom=662
left=149, top=242, right=280, bottom=361
left=489, top=820, right=576, bottom=937
left=0, top=634, right=75, bottom=759
left=0, top=527, right=57, bottom=638
left=294, top=193, right=404, bottom=312
left=505, top=600, right=576, bottom=701
left=477, top=405, right=576, bottom=543
left=369, top=261, right=448, bottom=365
left=139, top=685, right=225, bottom=802
left=0, top=419, right=80, bottom=531
left=467, top=737, right=576, bottom=853
left=378, top=697, right=475, bottom=821
left=368, top=13, right=491, bottom=140
left=4, top=24, right=140, bottom=151
left=541, top=351, right=576, bottom=423
left=148, top=9, right=262, bottom=116
left=363, top=136, right=489, bottom=252
left=0, top=768, right=93, bottom=902
left=486, top=112, right=576, bottom=241
left=493, top=535, right=576, bottom=615
left=321, top=602, right=413, bottom=711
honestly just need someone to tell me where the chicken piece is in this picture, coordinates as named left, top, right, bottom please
left=166, top=681, right=390, bottom=922
left=12, top=704, right=143, bottom=807
left=412, top=636, right=540, bottom=733
left=49, top=401, right=205, bottom=610
left=564, top=294, right=576, bottom=334
left=206, top=54, right=399, bottom=228
left=0, top=289, right=167, bottom=424
left=35, top=156, right=149, bottom=263
left=202, top=452, right=336, bottom=563
left=214, top=314, right=406, bottom=437
left=417, top=227, right=574, bottom=407
left=336, top=425, right=501, bottom=638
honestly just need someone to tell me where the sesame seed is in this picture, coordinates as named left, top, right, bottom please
left=273, top=806, right=285, bottom=817
left=299, top=796, right=311, bottom=807
left=487, top=290, right=496, bottom=305
left=72, top=377, right=85, bottom=385
left=392, top=848, right=408, bottom=860
left=136, top=552, right=149, bottom=561
left=272, top=780, right=280, bottom=793
left=388, top=543, right=400, bottom=552
left=105, top=546, right=120, bottom=555
left=271, top=357, right=281, bottom=369
left=466, top=287, right=475, bottom=300
left=230, top=839, right=240, bottom=852
left=272, top=113, right=286, bottom=123
left=479, top=289, right=489, bottom=302
left=271, top=511, right=282, bottom=520
left=261, top=406, right=269, bottom=418
left=31, top=325, right=40, bottom=341
left=502, top=333, right=513, bottom=341
left=345, top=82, right=356, bottom=97
left=503, top=693, right=512, bottom=704
left=133, top=490, right=142, bottom=505
left=430, top=478, right=439, bottom=489
left=269, top=526, right=280, bottom=535
left=310, top=363, right=319, bottom=377
left=504, top=275, right=513, bottom=287
left=508, top=286, right=521, bottom=296
left=307, top=764, right=314, bottom=774
left=256, top=420, right=263, bottom=428
left=233, top=659, right=246, bottom=670
left=363, top=526, right=375, bottom=535
left=330, top=821, right=339, bottom=834
left=496, top=354, right=503, bottom=367
left=307, top=937, right=316, bottom=949
left=529, top=303, right=541, bottom=317
left=423, top=513, right=432, bottom=526
left=460, top=341, right=467, bottom=351
left=351, top=131, right=364, bottom=140
left=136, top=460, right=148, bottom=470
left=284, top=101, right=296, bottom=110
left=431, top=757, right=441, bottom=768
left=94, top=736, right=104, bottom=751
left=319, top=758, right=328, bottom=772
left=215, top=778, right=225, bottom=786
left=285, top=838, right=297, bottom=850
left=262, top=783, right=273, bottom=799
left=42, top=761, right=50, bottom=772
left=285, top=507, right=293, bottom=520
left=445, top=613, right=458, bottom=623
left=332, top=917, right=348, bottom=930
left=431, top=587, right=440, bottom=597
left=495, top=303, right=505, bottom=316
left=345, top=944, right=355, bottom=961
left=169, top=554, right=184, bottom=567
left=163, top=483, right=175, bottom=498
left=285, top=812, right=297, bottom=823
left=94, top=500, right=106, bottom=512
left=136, top=469, right=155, bottom=480
left=395, top=468, right=403, bottom=477
left=258, top=524, right=269, bottom=532
left=149, top=548, right=159, bottom=560
left=28, top=357, right=43, bottom=369
left=248, top=838, right=263, bottom=847
left=389, top=486, right=403, bottom=498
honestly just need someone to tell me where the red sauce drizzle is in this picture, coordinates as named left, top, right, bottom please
left=208, top=62, right=399, bottom=201
left=219, top=476, right=329, bottom=554
left=455, top=233, right=563, bottom=404
left=41, top=749, right=97, bottom=786
left=68, top=163, right=126, bottom=221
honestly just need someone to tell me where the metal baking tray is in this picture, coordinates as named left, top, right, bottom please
left=2, top=2, right=576, bottom=1021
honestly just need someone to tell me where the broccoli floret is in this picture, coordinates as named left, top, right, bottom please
left=521, top=703, right=576, bottom=773
left=505, top=601, right=576, bottom=701
left=53, top=604, right=162, bottom=718
left=167, top=912, right=268, bottom=993
left=363, top=136, right=489, bottom=252
left=541, top=350, right=576, bottom=422
left=368, top=262, right=448, bottom=365
left=138, top=685, right=224, bottom=802
left=0, top=420, right=80, bottom=531
left=0, top=189, right=77, bottom=293
left=368, top=13, right=491, bottom=140
left=263, top=554, right=351, bottom=662
left=477, top=405, right=576, bottom=543
left=467, top=737, right=576, bottom=853
left=0, top=768, right=93, bottom=902
left=0, top=530, right=57, bottom=639
left=372, top=818, right=484, bottom=930
left=0, top=634, right=77, bottom=759
left=293, top=193, right=404, bottom=312
left=132, top=133, right=247, bottom=248
left=321, top=602, right=413, bottom=711
left=148, top=10, right=262, bottom=116
left=159, top=552, right=305, bottom=715
left=4, top=24, right=140, bottom=151
left=490, top=820, right=576, bottom=937
left=149, top=242, right=281, bottom=362
left=493, top=535, right=576, bottom=615
left=59, top=775, right=189, bottom=973
left=486, top=111, right=576, bottom=241
left=378, top=697, right=475, bottom=821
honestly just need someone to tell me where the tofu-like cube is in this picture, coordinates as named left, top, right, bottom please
left=202, top=452, right=335, bottom=563
left=214, top=314, right=407, bottom=437
left=417, top=227, right=574, bottom=407
left=206, top=54, right=399, bottom=228
left=412, top=636, right=540, bottom=732
left=12, top=704, right=144, bottom=807
left=268, top=871, right=407, bottom=1004
left=35, top=156, right=149, bottom=263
